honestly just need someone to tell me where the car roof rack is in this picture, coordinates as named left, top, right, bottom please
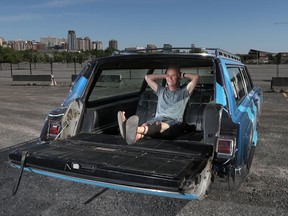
left=113, top=47, right=241, bottom=62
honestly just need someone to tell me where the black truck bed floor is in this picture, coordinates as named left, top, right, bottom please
left=9, top=133, right=213, bottom=191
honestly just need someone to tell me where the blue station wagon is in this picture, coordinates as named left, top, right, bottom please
left=9, top=48, right=263, bottom=200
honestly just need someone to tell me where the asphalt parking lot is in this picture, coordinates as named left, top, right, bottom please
left=0, top=64, right=287, bottom=216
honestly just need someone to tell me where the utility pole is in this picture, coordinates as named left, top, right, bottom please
left=273, top=21, right=288, bottom=75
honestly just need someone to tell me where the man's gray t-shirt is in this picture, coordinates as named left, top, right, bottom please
left=155, top=85, right=191, bottom=122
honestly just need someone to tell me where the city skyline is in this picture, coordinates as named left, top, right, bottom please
left=0, top=32, right=117, bottom=52
left=1, top=0, right=288, bottom=54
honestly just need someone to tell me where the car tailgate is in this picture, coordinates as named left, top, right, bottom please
left=9, top=133, right=213, bottom=193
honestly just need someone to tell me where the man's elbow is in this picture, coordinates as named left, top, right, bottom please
left=145, top=74, right=151, bottom=82
left=189, top=74, right=200, bottom=83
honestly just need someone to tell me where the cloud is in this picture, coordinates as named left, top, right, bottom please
left=0, top=13, right=39, bottom=22
left=36, top=0, right=80, bottom=8
left=30, top=0, right=100, bottom=9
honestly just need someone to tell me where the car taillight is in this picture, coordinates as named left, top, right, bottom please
left=217, top=138, right=235, bottom=157
left=48, top=120, right=61, bottom=138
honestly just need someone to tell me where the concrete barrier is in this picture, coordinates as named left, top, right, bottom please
left=271, top=77, right=288, bottom=92
left=12, top=75, right=57, bottom=86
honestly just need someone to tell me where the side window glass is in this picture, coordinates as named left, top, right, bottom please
left=240, top=67, right=252, bottom=92
left=227, top=67, right=246, bottom=104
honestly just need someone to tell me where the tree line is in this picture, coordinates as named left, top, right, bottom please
left=1, top=46, right=282, bottom=65
left=0, top=46, right=116, bottom=64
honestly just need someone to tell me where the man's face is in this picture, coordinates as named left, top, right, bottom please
left=166, top=68, right=180, bottom=87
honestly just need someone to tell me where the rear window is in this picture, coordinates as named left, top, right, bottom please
left=88, top=69, right=147, bottom=102
left=87, top=58, right=214, bottom=103
left=181, top=67, right=213, bottom=85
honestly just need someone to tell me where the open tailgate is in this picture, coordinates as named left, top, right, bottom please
left=9, top=133, right=213, bottom=197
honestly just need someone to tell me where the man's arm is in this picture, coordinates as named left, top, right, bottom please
left=182, top=73, right=200, bottom=94
left=145, top=74, right=166, bottom=92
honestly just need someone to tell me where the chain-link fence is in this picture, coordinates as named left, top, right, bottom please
left=247, top=64, right=288, bottom=81
left=0, top=62, right=84, bottom=83
left=1, top=62, right=288, bottom=83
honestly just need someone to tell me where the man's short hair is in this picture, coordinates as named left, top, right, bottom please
left=166, top=67, right=181, bottom=76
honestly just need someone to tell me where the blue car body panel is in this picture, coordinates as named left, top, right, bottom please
left=217, top=58, right=262, bottom=167
left=62, top=76, right=88, bottom=106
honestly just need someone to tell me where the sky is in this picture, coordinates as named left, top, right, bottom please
left=1, top=0, right=288, bottom=54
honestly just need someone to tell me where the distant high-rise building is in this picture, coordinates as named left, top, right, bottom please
left=92, top=41, right=103, bottom=50
left=147, top=44, right=157, bottom=53
left=13, top=40, right=25, bottom=51
left=40, top=36, right=57, bottom=48
left=0, top=37, right=4, bottom=46
left=163, top=44, right=172, bottom=52
left=77, top=37, right=84, bottom=51
left=84, top=37, right=91, bottom=51
left=40, top=36, right=66, bottom=49
left=68, top=30, right=77, bottom=50
left=7, top=40, right=38, bottom=51
left=77, top=37, right=91, bottom=51
left=61, top=41, right=68, bottom=50
left=109, top=39, right=118, bottom=50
